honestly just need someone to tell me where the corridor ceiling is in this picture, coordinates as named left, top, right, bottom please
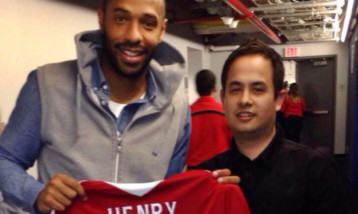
left=56, top=0, right=357, bottom=46
left=166, top=0, right=355, bottom=45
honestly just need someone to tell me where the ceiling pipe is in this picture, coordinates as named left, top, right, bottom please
left=172, top=15, right=245, bottom=24
left=223, top=0, right=281, bottom=44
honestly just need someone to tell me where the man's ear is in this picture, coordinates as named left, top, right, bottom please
left=98, top=9, right=104, bottom=32
left=275, top=89, right=286, bottom=111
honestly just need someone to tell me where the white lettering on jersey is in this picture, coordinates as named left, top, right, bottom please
left=106, top=201, right=176, bottom=214
left=165, top=201, right=176, bottom=214
left=137, top=204, right=149, bottom=214
left=123, top=206, right=133, bottom=214
left=150, top=203, right=162, bottom=214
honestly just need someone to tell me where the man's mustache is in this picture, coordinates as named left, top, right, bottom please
left=114, top=41, right=147, bottom=52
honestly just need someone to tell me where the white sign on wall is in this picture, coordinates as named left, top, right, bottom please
left=283, top=60, right=297, bottom=84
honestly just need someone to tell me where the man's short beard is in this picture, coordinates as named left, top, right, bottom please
left=102, top=32, right=155, bottom=80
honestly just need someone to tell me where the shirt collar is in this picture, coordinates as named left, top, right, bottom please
left=256, top=127, right=283, bottom=166
left=146, top=68, right=157, bottom=101
left=197, top=96, right=218, bottom=103
left=90, top=59, right=106, bottom=91
left=230, top=125, right=284, bottom=168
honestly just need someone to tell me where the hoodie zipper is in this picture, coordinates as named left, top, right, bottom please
left=115, top=133, right=122, bottom=183
left=85, top=86, right=121, bottom=183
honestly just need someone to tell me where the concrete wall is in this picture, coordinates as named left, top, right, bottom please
left=162, top=33, right=210, bottom=104
left=0, top=0, right=98, bottom=123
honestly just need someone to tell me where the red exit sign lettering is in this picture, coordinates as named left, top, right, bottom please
left=284, top=47, right=300, bottom=57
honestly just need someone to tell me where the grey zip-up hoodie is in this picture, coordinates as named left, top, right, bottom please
left=36, top=30, right=189, bottom=185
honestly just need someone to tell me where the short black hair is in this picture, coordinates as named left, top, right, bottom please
left=101, top=0, right=107, bottom=10
left=101, top=0, right=166, bottom=18
left=221, top=38, right=285, bottom=98
left=196, top=69, right=216, bottom=96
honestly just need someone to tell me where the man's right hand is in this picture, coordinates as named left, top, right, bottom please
left=35, top=173, right=87, bottom=212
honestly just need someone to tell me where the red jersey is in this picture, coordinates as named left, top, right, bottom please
left=56, top=170, right=250, bottom=214
left=187, top=96, right=231, bottom=166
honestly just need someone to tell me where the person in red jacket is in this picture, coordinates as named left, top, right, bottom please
left=280, top=82, right=306, bottom=142
left=186, top=69, right=231, bottom=166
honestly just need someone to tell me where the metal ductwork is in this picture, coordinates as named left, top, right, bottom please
left=165, top=0, right=350, bottom=45
left=224, top=0, right=282, bottom=43
left=249, top=0, right=345, bottom=42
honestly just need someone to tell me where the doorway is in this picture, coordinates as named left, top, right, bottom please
left=294, top=56, right=336, bottom=154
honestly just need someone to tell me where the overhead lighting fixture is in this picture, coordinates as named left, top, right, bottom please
left=221, top=16, right=234, bottom=25
left=208, top=45, right=240, bottom=52
left=230, top=20, right=240, bottom=28
left=341, top=0, right=355, bottom=42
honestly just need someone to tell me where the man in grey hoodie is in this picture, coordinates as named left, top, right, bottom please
left=0, top=0, right=238, bottom=213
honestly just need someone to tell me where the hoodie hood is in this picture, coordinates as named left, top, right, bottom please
left=73, top=30, right=186, bottom=109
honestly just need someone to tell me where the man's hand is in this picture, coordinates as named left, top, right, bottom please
left=213, top=169, right=240, bottom=184
left=35, top=173, right=86, bottom=212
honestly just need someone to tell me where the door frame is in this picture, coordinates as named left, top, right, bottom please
left=283, top=55, right=337, bottom=153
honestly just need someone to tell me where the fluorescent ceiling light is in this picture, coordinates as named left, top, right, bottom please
left=230, top=20, right=240, bottom=28
left=341, top=0, right=355, bottom=42
left=208, top=45, right=240, bottom=52
left=221, top=16, right=234, bottom=25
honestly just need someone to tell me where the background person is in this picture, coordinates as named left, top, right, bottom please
left=276, top=81, right=288, bottom=128
left=280, top=82, right=306, bottom=142
left=186, top=69, right=231, bottom=167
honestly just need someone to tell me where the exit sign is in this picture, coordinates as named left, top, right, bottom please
left=284, top=47, right=300, bottom=57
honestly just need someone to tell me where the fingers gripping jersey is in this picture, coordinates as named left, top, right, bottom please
left=56, top=170, right=250, bottom=214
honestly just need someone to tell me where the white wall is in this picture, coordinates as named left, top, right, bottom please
left=0, top=0, right=99, bottom=123
left=163, top=33, right=210, bottom=104
left=0, top=0, right=99, bottom=178
left=209, top=41, right=349, bottom=154
left=187, top=48, right=203, bottom=104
